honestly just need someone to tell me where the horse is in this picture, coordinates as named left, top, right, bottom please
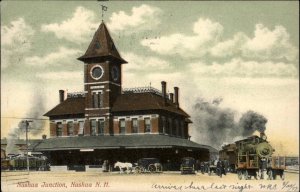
left=114, top=161, right=133, bottom=174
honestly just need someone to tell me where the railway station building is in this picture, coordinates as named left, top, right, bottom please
left=31, top=21, right=216, bottom=170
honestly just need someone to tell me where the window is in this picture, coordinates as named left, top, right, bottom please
left=172, top=119, right=177, bottom=136
left=67, top=122, right=74, bottom=136
left=56, top=122, right=63, bottom=136
left=175, top=120, right=179, bottom=136
left=119, top=119, right=126, bottom=134
left=180, top=121, right=184, bottom=137
left=78, top=121, right=84, bottom=136
left=98, top=92, right=103, bottom=108
left=168, top=118, right=173, bottom=135
left=160, top=116, right=166, bottom=134
left=90, top=120, right=97, bottom=136
left=165, top=117, right=169, bottom=134
left=98, top=119, right=104, bottom=135
left=92, top=92, right=103, bottom=108
left=132, top=118, right=138, bottom=133
left=93, top=93, right=98, bottom=108
left=145, top=118, right=151, bottom=133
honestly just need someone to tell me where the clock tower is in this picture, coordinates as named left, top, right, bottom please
left=78, top=21, right=127, bottom=135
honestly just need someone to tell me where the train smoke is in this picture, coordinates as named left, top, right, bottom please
left=27, top=89, right=47, bottom=136
left=239, top=110, right=268, bottom=136
left=191, top=98, right=268, bottom=149
left=5, top=85, right=46, bottom=154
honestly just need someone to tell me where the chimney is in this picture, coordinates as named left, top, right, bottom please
left=169, top=93, right=174, bottom=103
left=42, top=135, right=47, bottom=140
left=161, top=81, right=167, bottom=105
left=260, top=131, right=267, bottom=140
left=59, top=90, right=65, bottom=103
left=174, top=87, right=179, bottom=108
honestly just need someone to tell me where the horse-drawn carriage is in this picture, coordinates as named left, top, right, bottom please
left=134, top=158, right=163, bottom=173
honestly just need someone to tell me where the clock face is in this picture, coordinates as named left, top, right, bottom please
left=111, top=66, right=119, bottom=81
left=90, top=65, right=104, bottom=80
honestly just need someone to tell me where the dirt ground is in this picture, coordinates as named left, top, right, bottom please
left=1, top=171, right=299, bottom=192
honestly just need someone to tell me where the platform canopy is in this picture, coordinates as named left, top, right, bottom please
left=30, top=134, right=216, bottom=152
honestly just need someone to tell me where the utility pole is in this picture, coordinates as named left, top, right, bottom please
left=24, top=120, right=32, bottom=173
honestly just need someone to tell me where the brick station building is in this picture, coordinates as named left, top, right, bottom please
left=32, top=21, right=215, bottom=170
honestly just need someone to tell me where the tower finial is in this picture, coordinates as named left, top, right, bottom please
left=101, top=5, right=108, bottom=21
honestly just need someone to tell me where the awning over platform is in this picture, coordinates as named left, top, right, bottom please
left=30, top=135, right=217, bottom=152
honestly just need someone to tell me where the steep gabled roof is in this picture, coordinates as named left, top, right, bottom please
left=112, top=92, right=190, bottom=117
left=78, top=21, right=127, bottom=64
left=44, top=97, right=85, bottom=117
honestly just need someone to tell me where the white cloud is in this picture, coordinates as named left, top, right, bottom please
left=107, top=4, right=161, bottom=34
left=211, top=24, right=298, bottom=62
left=210, top=32, right=248, bottom=57
left=41, top=6, right=98, bottom=43
left=141, top=19, right=298, bottom=63
left=122, top=52, right=170, bottom=72
left=24, top=47, right=81, bottom=67
left=1, top=18, right=35, bottom=69
left=36, top=71, right=82, bottom=80
left=193, top=18, right=223, bottom=41
left=1, top=18, right=35, bottom=46
left=243, top=24, right=298, bottom=61
left=141, top=18, right=223, bottom=57
left=189, top=58, right=297, bottom=78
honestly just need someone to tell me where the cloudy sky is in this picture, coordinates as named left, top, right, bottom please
left=1, top=1, right=299, bottom=155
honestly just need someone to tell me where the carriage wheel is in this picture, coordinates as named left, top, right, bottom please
left=238, top=170, right=243, bottom=180
left=157, top=165, right=163, bottom=172
left=244, top=170, right=249, bottom=180
left=148, top=164, right=156, bottom=173
left=134, top=167, right=141, bottom=174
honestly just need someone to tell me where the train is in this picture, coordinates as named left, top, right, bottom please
left=1, top=154, right=49, bottom=171
left=219, top=132, right=285, bottom=180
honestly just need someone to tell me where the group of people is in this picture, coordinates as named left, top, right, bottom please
left=199, top=159, right=229, bottom=177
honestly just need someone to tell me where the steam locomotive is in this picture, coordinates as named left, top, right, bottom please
left=219, top=133, right=285, bottom=180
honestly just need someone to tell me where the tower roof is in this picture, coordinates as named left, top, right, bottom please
left=78, top=21, right=127, bottom=64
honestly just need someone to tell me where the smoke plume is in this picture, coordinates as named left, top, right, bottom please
left=239, top=110, right=267, bottom=136
left=191, top=98, right=268, bottom=149
left=5, top=85, right=46, bottom=154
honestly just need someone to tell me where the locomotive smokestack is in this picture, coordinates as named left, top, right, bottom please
left=161, top=81, right=167, bottom=105
left=174, top=87, right=179, bottom=108
left=260, top=131, right=267, bottom=140
left=169, top=93, right=174, bottom=103
left=59, top=90, right=65, bottom=103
